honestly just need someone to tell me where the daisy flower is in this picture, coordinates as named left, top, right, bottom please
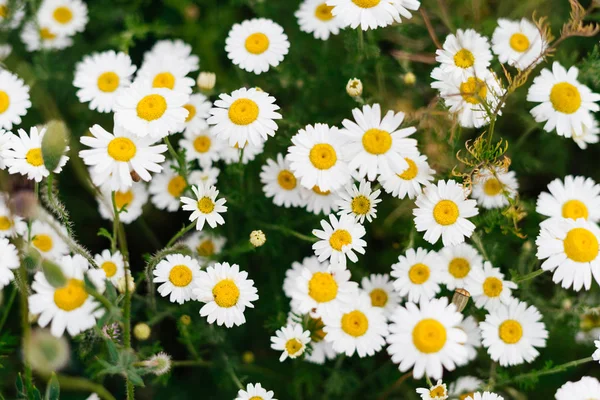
left=148, top=161, right=189, bottom=212
left=302, top=185, right=340, bottom=215
left=0, top=198, right=27, bottom=238
left=225, top=18, right=290, bottom=75
left=536, top=175, right=600, bottom=223
left=467, top=261, right=517, bottom=311
left=270, top=323, right=311, bottom=361
left=456, top=315, right=482, bottom=366
left=180, top=183, right=227, bottom=231
left=97, top=184, right=148, bottom=224
left=73, top=51, right=136, bottom=113
left=527, top=62, right=600, bottom=138
left=448, top=377, right=483, bottom=400
left=387, top=297, right=468, bottom=379
left=438, top=243, right=484, bottom=290
left=0, top=129, right=11, bottom=170
left=328, top=0, right=418, bottom=31
left=0, top=0, right=25, bottom=29
left=219, top=140, right=265, bottom=165
left=208, top=87, right=281, bottom=147
left=153, top=254, right=201, bottom=304
left=378, top=153, right=435, bottom=200
left=189, top=167, right=220, bottom=188
left=416, top=380, right=448, bottom=400
left=556, top=377, right=600, bottom=400
left=335, top=180, right=381, bottom=223
left=193, top=262, right=258, bottom=327
left=0, top=70, right=31, bottom=130
left=179, top=93, right=212, bottom=135
left=360, top=273, right=401, bottom=318
left=536, top=218, right=600, bottom=291
left=20, top=21, right=73, bottom=52
left=295, top=0, right=342, bottom=40
left=37, top=0, right=88, bottom=36
left=436, top=29, right=492, bottom=80
left=0, top=238, right=19, bottom=289
left=179, top=128, right=224, bottom=168
left=288, top=123, right=351, bottom=192
left=391, top=247, right=443, bottom=303
left=480, top=299, right=548, bottom=366
left=341, top=103, right=418, bottom=181
left=30, top=220, right=69, bottom=261
left=312, top=213, right=367, bottom=267
left=323, top=291, right=389, bottom=357
left=260, top=153, right=304, bottom=208
left=464, top=393, right=503, bottom=400
left=79, top=124, right=168, bottom=191
left=93, top=250, right=125, bottom=286
left=572, top=118, right=599, bottom=149
left=491, top=18, right=546, bottom=70
left=136, top=56, right=195, bottom=95
left=471, top=167, right=519, bottom=209
left=143, top=39, right=199, bottom=72
left=235, top=383, right=276, bottom=400
left=183, top=231, right=226, bottom=266
left=413, top=180, right=479, bottom=246
left=284, top=256, right=323, bottom=299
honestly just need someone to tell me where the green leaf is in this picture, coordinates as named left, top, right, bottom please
left=44, top=373, right=60, bottom=400
left=41, top=259, right=67, bottom=288
left=15, top=373, right=24, bottom=395
left=41, top=120, right=69, bottom=172
left=97, top=228, right=113, bottom=241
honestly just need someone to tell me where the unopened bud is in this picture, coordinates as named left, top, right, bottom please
left=196, top=72, right=216, bottom=91
left=180, top=315, right=191, bottom=326
left=116, top=274, right=135, bottom=294
left=403, top=72, right=416, bottom=86
left=41, top=120, right=69, bottom=173
left=133, top=323, right=151, bottom=341
left=242, top=351, right=255, bottom=364
left=25, top=329, right=70, bottom=376
left=452, top=288, right=470, bottom=312
left=249, top=230, right=266, bottom=247
left=184, top=4, right=200, bottom=20
left=41, top=259, right=67, bottom=288
left=143, top=352, right=171, bottom=376
left=346, top=78, right=363, bottom=97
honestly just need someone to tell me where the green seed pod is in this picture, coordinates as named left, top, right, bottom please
left=41, top=259, right=67, bottom=288
left=41, top=120, right=70, bottom=173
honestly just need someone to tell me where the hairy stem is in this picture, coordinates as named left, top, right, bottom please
left=165, top=222, right=196, bottom=248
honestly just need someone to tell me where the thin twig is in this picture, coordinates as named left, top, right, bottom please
left=420, top=9, right=442, bottom=49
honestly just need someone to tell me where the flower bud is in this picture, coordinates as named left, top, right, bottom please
left=116, top=274, right=135, bottom=294
left=25, top=329, right=70, bottom=376
left=403, top=72, right=416, bottom=86
left=133, top=323, right=151, bottom=341
left=346, top=78, right=363, bottom=97
left=249, top=230, right=266, bottom=247
left=41, top=259, right=67, bottom=288
left=242, top=351, right=255, bottom=364
left=143, top=352, right=171, bottom=376
left=180, top=315, right=191, bottom=326
left=452, top=288, right=470, bottom=312
left=196, top=72, right=216, bottom=91
left=41, top=120, right=69, bottom=173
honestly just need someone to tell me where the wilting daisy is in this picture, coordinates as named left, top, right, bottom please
left=448, top=377, right=483, bottom=400
left=471, top=167, right=519, bottom=209
left=235, top=383, right=276, bottom=400
left=153, top=254, right=201, bottom=304
left=438, top=243, right=484, bottom=290
left=179, top=93, right=212, bottom=135
left=556, top=377, right=600, bottom=400
left=480, top=298, right=548, bottom=366
left=219, top=140, right=265, bottom=165
left=20, top=21, right=73, bottom=52
left=180, top=183, right=227, bottom=231
left=179, top=128, right=224, bottom=168
left=193, top=262, right=258, bottom=327
left=0, top=198, right=27, bottom=238
left=260, top=153, right=304, bottom=208
left=391, top=247, right=443, bottom=303
left=360, top=273, right=401, bottom=318
left=491, top=18, right=546, bottom=70
left=435, top=29, right=492, bottom=80
left=93, top=250, right=125, bottom=286
left=463, top=393, right=504, bottom=400
left=328, top=0, right=419, bottom=31
left=270, top=323, right=311, bottom=361
left=0, top=0, right=24, bottom=29
left=312, top=213, right=367, bottom=267
left=37, top=0, right=88, bottom=36
left=536, top=218, right=600, bottom=291
left=73, top=51, right=136, bottom=113
left=288, top=123, right=351, bottom=192
left=97, top=184, right=148, bottom=224
left=387, top=297, right=468, bottom=379
left=467, top=261, right=517, bottom=311
left=413, top=180, right=479, bottom=246
left=143, top=39, right=199, bottom=73
left=183, top=231, right=226, bottom=266
left=378, top=153, right=435, bottom=200
left=302, top=185, right=340, bottom=215
left=295, top=0, right=342, bottom=40
left=536, top=175, right=600, bottom=223
left=456, top=315, right=482, bottom=366
left=225, top=18, right=290, bottom=74
left=336, top=180, right=381, bottom=223
left=0, top=238, right=19, bottom=289
left=30, top=220, right=69, bottom=261
left=572, top=118, right=600, bottom=149
left=149, top=161, right=189, bottom=212
left=527, top=62, right=600, bottom=137
left=416, top=380, right=448, bottom=400
left=189, top=167, right=220, bottom=188
left=80, top=124, right=168, bottom=191
left=0, top=70, right=31, bottom=130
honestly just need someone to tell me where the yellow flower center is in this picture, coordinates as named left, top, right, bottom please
left=310, top=317, right=327, bottom=342
left=245, top=32, right=270, bottom=54
left=107, top=137, right=137, bottom=162
left=309, top=143, right=337, bottom=170
left=115, top=190, right=134, bottom=210
left=433, top=199, right=459, bottom=226
left=193, top=135, right=212, bottom=153
left=460, top=77, right=487, bottom=104
left=54, top=279, right=88, bottom=311
left=362, top=128, right=392, bottom=155
left=408, top=263, right=430, bottom=284
left=449, top=257, right=470, bottom=278
left=167, top=176, right=186, bottom=197
left=459, top=393, right=475, bottom=400
left=212, top=279, right=240, bottom=308
left=454, top=48, right=475, bottom=68
left=0, top=90, right=10, bottom=114
left=509, top=32, right=530, bottom=52
left=351, top=195, right=371, bottom=215
left=53, top=6, right=73, bottom=24
left=277, top=170, right=297, bottom=190
left=0, top=216, right=12, bottom=231
left=341, top=310, right=369, bottom=337
left=197, top=239, right=215, bottom=257
left=412, top=318, right=447, bottom=353
left=249, top=397, right=263, bottom=400
left=563, top=227, right=599, bottom=262
left=228, top=98, right=259, bottom=125
left=315, top=3, right=334, bottom=20
left=40, top=27, right=56, bottom=40
left=550, top=82, right=581, bottom=114
left=430, top=386, right=447, bottom=398
left=152, top=72, right=176, bottom=90
left=136, top=94, right=167, bottom=121
left=169, top=265, right=193, bottom=287
left=312, top=185, right=330, bottom=196
left=483, top=277, right=503, bottom=297
left=329, top=229, right=352, bottom=251
left=97, top=72, right=120, bottom=93
left=562, top=199, right=589, bottom=220
left=483, top=177, right=502, bottom=195
left=285, top=338, right=304, bottom=356
left=498, top=319, right=523, bottom=344
left=369, top=288, right=388, bottom=307
left=25, top=148, right=44, bottom=167
left=308, top=272, right=338, bottom=303
left=197, top=197, right=215, bottom=214
left=33, top=234, right=53, bottom=252
left=398, top=158, right=418, bottom=180
left=0, top=5, right=7, bottom=18
left=352, top=0, right=380, bottom=8
left=101, top=261, right=118, bottom=278
left=183, top=104, right=196, bottom=123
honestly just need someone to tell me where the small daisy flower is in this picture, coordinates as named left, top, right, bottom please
left=73, top=51, right=136, bottom=113
left=235, top=383, right=276, bottom=400
left=387, top=297, right=468, bottom=379
left=328, top=0, right=418, bottom=31
left=153, top=254, right=202, bottom=304
left=467, top=261, right=517, bottom=311
left=270, top=323, right=311, bottom=361
left=260, top=153, right=304, bottom=208
left=416, top=380, right=448, bottom=400
left=219, top=140, right=265, bottom=165
left=0, top=70, right=31, bottom=130
left=302, top=185, right=340, bottom=215
left=556, top=377, right=600, bottom=400
left=143, top=39, right=199, bottom=73
left=391, top=247, right=443, bottom=303
left=0, top=0, right=25, bottom=29
left=180, top=183, right=227, bottom=231
left=491, top=18, right=547, bottom=70
left=288, top=123, right=351, bottom=192
left=189, top=167, right=220, bottom=188
left=0, top=238, right=19, bottom=289
left=20, top=21, right=73, bottom=52
left=378, top=153, right=435, bottom=200
left=438, top=243, right=484, bottom=290
left=30, top=220, right=69, bottom=261
left=536, top=175, right=600, bottom=223
left=360, top=273, right=401, bottom=318
left=179, top=93, right=212, bottom=135
left=312, top=213, right=367, bottom=267
left=0, top=198, right=27, bottom=238
left=136, top=56, right=195, bottom=95
left=456, top=315, right=482, bottom=366
left=471, top=167, right=519, bottom=209
left=572, top=118, right=600, bottom=149
left=97, top=184, right=148, bottom=224
left=193, top=262, right=258, bottom=328
left=183, top=231, right=226, bottom=266
left=179, top=128, right=224, bottom=168
left=284, top=256, right=323, bottom=299
left=592, top=336, right=600, bottom=363
left=295, top=0, right=342, bottom=40
left=464, top=393, right=504, bottom=400
left=527, top=62, right=600, bottom=138
left=336, top=180, right=381, bottom=223
left=436, top=29, right=492, bottom=80
left=93, top=250, right=125, bottom=286
left=148, top=161, right=189, bottom=212
left=413, top=180, right=479, bottom=246
left=480, top=298, right=548, bottom=366
left=225, top=18, right=290, bottom=75
left=448, top=377, right=483, bottom=400
left=37, top=0, right=88, bottom=36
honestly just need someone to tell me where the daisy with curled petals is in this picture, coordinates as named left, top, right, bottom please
left=456, top=315, right=482, bottom=366
left=413, top=179, right=479, bottom=246
left=93, top=250, right=125, bottom=286
left=335, top=180, right=381, bottom=223
left=180, top=183, right=227, bottom=231
left=235, top=383, right=276, bottom=400
left=260, top=153, right=304, bottom=208
left=536, top=175, right=600, bottom=223
left=467, top=261, right=517, bottom=311
left=288, top=123, right=351, bottom=192
left=302, top=185, right=339, bottom=215
left=449, top=377, right=483, bottom=400
left=556, top=377, right=600, bottom=400
left=341, top=103, right=418, bottom=181
left=193, top=262, right=258, bottom=328
left=0, top=238, right=19, bottom=290
left=208, top=87, right=281, bottom=147
left=295, top=0, right=342, bottom=40
left=378, top=153, right=435, bottom=200
left=79, top=124, right=168, bottom=191
left=480, top=299, right=548, bottom=366
left=30, top=220, right=69, bottom=261
left=527, top=62, right=600, bottom=138
left=37, top=0, right=88, bottom=36
left=391, top=247, right=443, bottom=303
left=416, top=380, right=448, bottom=400
left=143, top=39, right=199, bottom=72
left=328, top=0, right=417, bottom=31
left=73, top=51, right=136, bottom=113
left=438, top=243, right=484, bottom=290
left=435, top=29, right=492, bottom=80
left=0, top=70, right=31, bottom=130
left=387, top=297, right=468, bottom=379
left=149, top=161, right=190, bottom=212
left=225, top=18, right=290, bottom=75
left=471, top=167, right=519, bottom=209
left=183, top=231, right=226, bottom=266
left=0, top=198, right=27, bottom=238
left=312, top=213, right=366, bottom=267
left=179, top=128, right=224, bottom=168
left=360, top=273, right=401, bottom=318
left=153, top=254, right=201, bottom=304
left=136, top=56, right=195, bottom=95
left=491, top=19, right=546, bottom=70
left=219, top=141, right=265, bottom=165
left=536, top=218, right=600, bottom=291
left=20, top=21, right=73, bottom=52
left=573, top=118, right=600, bottom=149
left=179, top=93, right=212, bottom=135
left=323, top=291, right=389, bottom=357
left=464, top=393, right=504, bottom=400
left=270, top=323, right=311, bottom=361
left=98, top=184, right=148, bottom=224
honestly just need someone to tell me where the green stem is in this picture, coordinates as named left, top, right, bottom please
left=165, top=222, right=196, bottom=248
left=0, top=285, right=17, bottom=333
left=470, top=232, right=490, bottom=261
left=259, top=223, right=317, bottom=243
left=513, top=269, right=546, bottom=283
left=496, top=357, right=594, bottom=387
left=357, top=29, right=364, bottom=55
left=172, top=360, right=212, bottom=368
left=111, top=191, right=118, bottom=253
left=56, top=374, right=116, bottom=400
left=17, top=262, right=32, bottom=391
left=163, top=136, right=189, bottom=187
left=180, top=324, right=201, bottom=361
left=88, top=286, right=117, bottom=313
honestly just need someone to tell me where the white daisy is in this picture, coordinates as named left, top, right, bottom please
left=148, top=161, right=189, bottom=212
left=30, top=220, right=69, bottom=261
left=435, top=29, right=493, bottom=80
left=312, top=213, right=367, bottom=267
left=284, top=256, right=323, bottom=299
left=136, top=55, right=195, bottom=95
left=0, top=197, right=27, bottom=238
left=456, top=315, right=482, bottom=366
left=189, top=167, right=220, bottom=188
left=0, top=0, right=24, bottom=29
left=143, top=40, right=199, bottom=73
left=180, top=183, right=227, bottom=231
left=0, top=70, right=31, bottom=130
left=463, top=393, right=503, bottom=400
left=448, top=377, right=483, bottom=400
left=193, top=262, right=258, bottom=327
left=328, top=0, right=418, bottom=31
left=79, top=123, right=168, bottom=191
left=270, top=323, right=311, bottom=361
left=235, top=383, right=276, bottom=400
left=416, top=380, right=448, bottom=400
left=20, top=21, right=73, bottom=52
left=93, top=250, right=125, bottom=286
left=225, top=18, right=290, bottom=75
left=413, top=179, right=479, bottom=246
left=182, top=231, right=226, bottom=266
left=0, top=237, right=19, bottom=289
left=491, top=18, right=547, bottom=70
left=302, top=185, right=340, bottom=215
left=391, top=247, right=443, bottom=303
left=335, top=180, right=381, bottom=223
left=592, top=336, right=600, bottom=363
left=179, top=93, right=212, bottom=135
left=573, top=118, right=600, bottom=149
left=378, top=153, right=435, bottom=200
left=387, top=297, right=468, bottom=379
left=536, top=175, right=600, bottom=223
left=556, top=377, right=600, bottom=400
left=260, top=153, right=304, bottom=208
left=0, top=129, right=11, bottom=170
left=360, top=273, right=401, bottom=318
left=438, top=243, right=484, bottom=290
left=178, top=128, right=224, bottom=168
left=73, top=51, right=136, bottom=113
left=471, top=167, right=519, bottom=209
left=527, top=62, right=600, bottom=138
left=219, top=140, right=265, bottom=165
left=467, top=261, right=517, bottom=311
left=97, top=183, right=148, bottom=224
left=37, top=0, right=88, bottom=36
left=153, top=254, right=201, bottom=304
left=295, top=0, right=342, bottom=40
